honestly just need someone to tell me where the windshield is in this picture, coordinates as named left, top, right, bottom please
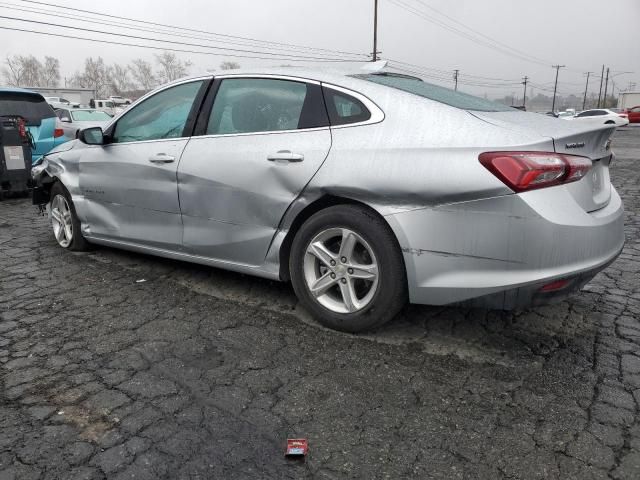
left=355, top=73, right=513, bottom=112
left=71, top=110, right=112, bottom=121
left=0, top=92, right=55, bottom=125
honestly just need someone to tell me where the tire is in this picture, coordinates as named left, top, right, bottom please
left=289, top=204, right=407, bottom=333
left=49, top=182, right=90, bottom=251
left=605, top=120, right=615, bottom=125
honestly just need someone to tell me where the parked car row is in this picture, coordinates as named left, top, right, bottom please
left=546, top=107, right=637, bottom=126
left=562, top=108, right=630, bottom=126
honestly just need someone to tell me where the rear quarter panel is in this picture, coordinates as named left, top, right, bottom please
left=308, top=85, right=554, bottom=215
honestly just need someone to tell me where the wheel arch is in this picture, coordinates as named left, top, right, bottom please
left=276, top=194, right=405, bottom=282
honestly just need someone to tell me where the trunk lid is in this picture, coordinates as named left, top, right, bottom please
left=469, top=110, right=615, bottom=212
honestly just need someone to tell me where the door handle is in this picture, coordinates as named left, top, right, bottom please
left=149, top=153, right=176, bottom=164
left=267, top=150, right=304, bottom=163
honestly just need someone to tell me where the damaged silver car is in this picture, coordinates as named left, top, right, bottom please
left=32, top=65, right=625, bottom=332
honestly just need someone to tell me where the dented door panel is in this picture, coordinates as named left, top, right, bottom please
left=178, top=129, right=331, bottom=265
left=79, top=139, right=187, bottom=248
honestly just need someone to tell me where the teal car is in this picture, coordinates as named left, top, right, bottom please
left=0, top=87, right=68, bottom=165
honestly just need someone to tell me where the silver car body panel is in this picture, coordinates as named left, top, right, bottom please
left=36, top=66, right=625, bottom=307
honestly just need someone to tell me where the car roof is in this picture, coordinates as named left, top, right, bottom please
left=0, top=86, right=45, bottom=97
left=166, top=64, right=391, bottom=90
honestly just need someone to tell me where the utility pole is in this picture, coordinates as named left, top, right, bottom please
left=453, top=69, right=459, bottom=91
left=551, top=65, right=565, bottom=113
left=522, top=76, right=528, bottom=109
left=582, top=72, right=592, bottom=110
left=372, top=0, right=378, bottom=61
left=602, top=67, right=610, bottom=108
left=597, top=64, right=605, bottom=107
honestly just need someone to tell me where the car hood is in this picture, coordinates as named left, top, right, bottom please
left=72, top=120, right=110, bottom=129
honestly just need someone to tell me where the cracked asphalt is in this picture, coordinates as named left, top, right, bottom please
left=1, top=127, right=639, bottom=479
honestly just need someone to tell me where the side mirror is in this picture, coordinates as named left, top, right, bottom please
left=78, top=127, right=105, bottom=145
left=61, top=117, right=71, bottom=123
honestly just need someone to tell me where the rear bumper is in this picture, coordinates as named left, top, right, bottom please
left=386, top=185, right=625, bottom=309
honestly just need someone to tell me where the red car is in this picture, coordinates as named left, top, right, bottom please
left=624, top=106, right=640, bottom=123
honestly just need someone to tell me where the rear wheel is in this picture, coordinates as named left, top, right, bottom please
left=50, top=182, right=90, bottom=251
left=290, top=205, right=407, bottom=333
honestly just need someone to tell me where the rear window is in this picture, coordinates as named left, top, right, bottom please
left=0, top=92, right=55, bottom=125
left=355, top=73, right=513, bottom=112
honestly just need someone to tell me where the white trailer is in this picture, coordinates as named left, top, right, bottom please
left=618, top=92, right=640, bottom=109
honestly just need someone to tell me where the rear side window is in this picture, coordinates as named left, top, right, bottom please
left=206, top=78, right=328, bottom=135
left=577, top=110, right=606, bottom=117
left=322, top=87, right=371, bottom=126
left=355, top=73, right=513, bottom=112
left=0, top=92, right=55, bottom=125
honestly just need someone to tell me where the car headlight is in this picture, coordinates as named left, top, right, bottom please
left=31, top=162, right=47, bottom=180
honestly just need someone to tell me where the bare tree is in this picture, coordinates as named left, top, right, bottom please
left=2, top=55, right=25, bottom=86
left=154, top=51, right=191, bottom=84
left=111, top=63, right=134, bottom=95
left=70, top=57, right=112, bottom=98
left=219, top=61, right=241, bottom=70
left=41, top=56, right=60, bottom=87
left=130, top=58, right=157, bottom=91
left=2, top=55, right=45, bottom=86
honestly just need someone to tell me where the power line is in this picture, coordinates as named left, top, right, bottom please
left=0, top=24, right=357, bottom=63
left=386, top=0, right=552, bottom=67
left=0, top=14, right=360, bottom=62
left=0, top=2, right=367, bottom=59
left=15, top=0, right=368, bottom=58
left=408, top=0, right=554, bottom=67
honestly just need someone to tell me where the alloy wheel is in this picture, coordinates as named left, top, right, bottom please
left=303, top=228, right=379, bottom=314
left=51, top=194, right=73, bottom=248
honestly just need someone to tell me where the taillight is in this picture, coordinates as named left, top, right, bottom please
left=54, top=128, right=64, bottom=138
left=479, top=151, right=592, bottom=192
left=17, top=117, right=26, bottom=138
left=619, top=114, right=628, bottom=118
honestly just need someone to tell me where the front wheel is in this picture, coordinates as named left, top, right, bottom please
left=49, top=182, right=90, bottom=251
left=290, top=205, right=407, bottom=333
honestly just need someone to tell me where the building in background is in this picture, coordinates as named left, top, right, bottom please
left=23, top=87, right=96, bottom=107
left=618, top=92, right=640, bottom=109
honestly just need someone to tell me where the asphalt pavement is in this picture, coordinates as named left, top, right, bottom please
left=0, top=126, right=639, bottom=479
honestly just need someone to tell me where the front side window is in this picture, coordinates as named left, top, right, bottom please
left=112, top=81, right=203, bottom=143
left=631, top=107, right=640, bottom=113
left=56, top=109, right=69, bottom=119
left=206, top=78, right=326, bottom=135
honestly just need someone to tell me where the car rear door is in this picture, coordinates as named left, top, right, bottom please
left=177, top=76, right=331, bottom=266
left=78, top=78, right=210, bottom=248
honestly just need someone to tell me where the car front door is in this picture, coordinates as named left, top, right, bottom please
left=78, top=78, right=209, bottom=248
left=177, top=76, right=332, bottom=265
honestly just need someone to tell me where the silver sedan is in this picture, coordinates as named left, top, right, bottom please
left=32, top=66, right=625, bottom=332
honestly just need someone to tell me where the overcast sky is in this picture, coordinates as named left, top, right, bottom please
left=1, top=0, right=639, bottom=99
